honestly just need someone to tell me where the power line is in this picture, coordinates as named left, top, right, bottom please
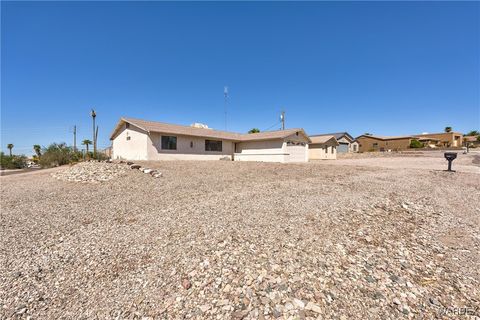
left=263, top=121, right=282, bottom=132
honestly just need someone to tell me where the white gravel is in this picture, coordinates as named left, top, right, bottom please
left=1, top=156, right=479, bottom=319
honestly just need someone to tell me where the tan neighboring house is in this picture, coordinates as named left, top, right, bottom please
left=110, top=117, right=311, bottom=163
left=356, top=135, right=414, bottom=152
left=413, top=132, right=463, bottom=148
left=308, top=135, right=339, bottom=160
left=464, top=135, right=480, bottom=147
left=310, top=132, right=358, bottom=153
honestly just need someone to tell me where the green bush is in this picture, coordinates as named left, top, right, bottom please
left=38, top=142, right=108, bottom=167
left=409, top=139, right=423, bottom=148
left=39, top=143, right=76, bottom=168
left=0, top=152, right=27, bottom=169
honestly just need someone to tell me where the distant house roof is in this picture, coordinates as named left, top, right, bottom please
left=110, top=117, right=311, bottom=142
left=310, top=132, right=353, bottom=142
left=355, top=134, right=414, bottom=141
left=414, top=132, right=463, bottom=136
left=464, top=135, right=479, bottom=142
left=310, top=135, right=339, bottom=145
left=241, top=128, right=311, bottom=142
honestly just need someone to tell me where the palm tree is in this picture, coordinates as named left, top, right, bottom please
left=444, top=126, right=452, bottom=133
left=33, top=144, right=42, bottom=158
left=248, top=128, right=260, bottom=134
left=82, top=139, right=92, bottom=153
left=7, top=144, right=13, bottom=156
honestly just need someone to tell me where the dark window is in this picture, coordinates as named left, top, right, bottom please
left=205, top=140, right=222, bottom=152
left=331, top=146, right=334, bottom=154
left=161, top=136, right=177, bottom=150
left=126, top=136, right=131, bottom=141
left=126, top=123, right=130, bottom=129
left=190, top=141, right=194, bottom=148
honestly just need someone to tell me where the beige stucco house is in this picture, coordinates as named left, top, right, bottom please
left=413, top=132, right=463, bottom=148
left=308, top=135, right=339, bottom=160
left=356, top=135, right=414, bottom=152
left=110, top=117, right=311, bottom=163
left=310, top=132, right=357, bottom=153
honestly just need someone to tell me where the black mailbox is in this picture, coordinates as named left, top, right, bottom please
left=444, top=152, right=457, bottom=172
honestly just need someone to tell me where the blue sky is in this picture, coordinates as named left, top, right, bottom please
left=1, top=1, right=479, bottom=155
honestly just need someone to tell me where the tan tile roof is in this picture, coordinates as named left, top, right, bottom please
left=414, top=132, right=463, bottom=136
left=110, top=117, right=311, bottom=142
left=356, top=134, right=414, bottom=141
left=464, top=135, right=479, bottom=142
left=241, top=128, right=309, bottom=142
left=309, top=135, right=338, bottom=145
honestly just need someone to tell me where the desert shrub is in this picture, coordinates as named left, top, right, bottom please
left=39, top=143, right=75, bottom=168
left=0, top=152, right=27, bottom=169
left=409, top=139, right=423, bottom=148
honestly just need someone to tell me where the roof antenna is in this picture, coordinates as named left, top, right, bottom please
left=280, top=110, right=285, bottom=130
left=224, top=86, right=228, bottom=131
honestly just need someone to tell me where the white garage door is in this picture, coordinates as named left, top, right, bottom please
left=285, top=144, right=306, bottom=162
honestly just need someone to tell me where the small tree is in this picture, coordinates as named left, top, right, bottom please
left=7, top=144, right=13, bottom=156
left=248, top=128, right=260, bottom=134
left=409, top=139, right=423, bottom=148
left=477, top=136, right=480, bottom=142
left=82, top=139, right=92, bottom=154
left=0, top=152, right=27, bottom=169
left=465, top=130, right=479, bottom=136
left=33, top=144, right=42, bottom=158
left=444, top=127, right=452, bottom=133
left=39, top=143, right=74, bottom=168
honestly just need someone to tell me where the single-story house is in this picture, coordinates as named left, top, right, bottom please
left=464, top=135, right=480, bottom=147
left=308, top=135, right=339, bottom=160
left=413, top=132, right=463, bottom=148
left=110, top=117, right=311, bottom=163
left=355, top=134, right=414, bottom=152
left=310, top=132, right=357, bottom=153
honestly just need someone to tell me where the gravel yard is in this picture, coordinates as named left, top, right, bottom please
left=1, top=156, right=479, bottom=319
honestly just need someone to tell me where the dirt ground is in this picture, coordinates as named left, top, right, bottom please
left=1, top=154, right=479, bottom=319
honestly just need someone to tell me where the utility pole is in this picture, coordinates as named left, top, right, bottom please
left=281, top=110, right=285, bottom=130
left=95, top=126, right=99, bottom=154
left=91, top=109, right=97, bottom=158
left=224, top=86, right=228, bottom=131
left=73, top=125, right=77, bottom=152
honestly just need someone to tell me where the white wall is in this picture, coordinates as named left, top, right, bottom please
left=234, top=139, right=287, bottom=162
left=309, top=142, right=337, bottom=160
left=235, top=134, right=309, bottom=163
left=112, top=124, right=148, bottom=160
left=146, top=133, right=235, bottom=160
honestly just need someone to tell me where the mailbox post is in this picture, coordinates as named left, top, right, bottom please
left=444, top=152, right=457, bottom=172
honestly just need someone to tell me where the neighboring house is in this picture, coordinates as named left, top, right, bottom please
left=350, top=140, right=360, bottom=153
left=356, top=135, right=414, bottom=152
left=310, top=132, right=357, bottom=153
left=464, top=135, right=480, bottom=147
left=102, top=146, right=112, bottom=158
left=110, top=117, right=311, bottom=163
left=413, top=132, right=463, bottom=148
left=309, top=135, right=339, bottom=160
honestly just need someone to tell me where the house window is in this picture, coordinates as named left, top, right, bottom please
left=161, top=136, right=177, bottom=150
left=205, top=140, right=222, bottom=152
left=331, top=146, right=334, bottom=154
left=190, top=141, right=194, bottom=148
left=373, top=143, right=378, bottom=149
left=126, top=123, right=130, bottom=129
left=126, top=136, right=131, bottom=141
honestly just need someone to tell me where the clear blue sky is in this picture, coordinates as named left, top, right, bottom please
left=1, top=1, right=479, bottom=155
